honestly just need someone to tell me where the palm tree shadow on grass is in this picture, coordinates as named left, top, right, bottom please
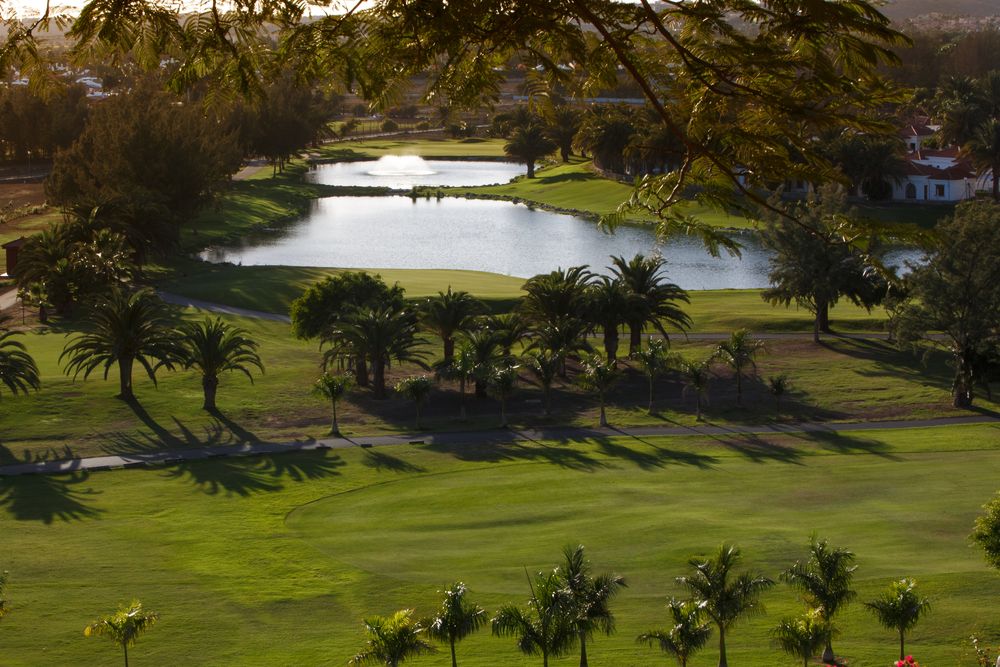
left=593, top=436, right=718, bottom=470
left=0, top=442, right=77, bottom=466
left=162, top=451, right=345, bottom=497
left=0, top=471, right=104, bottom=523
left=361, top=450, right=428, bottom=473
left=418, top=440, right=608, bottom=471
left=705, top=433, right=807, bottom=465
left=799, top=431, right=902, bottom=459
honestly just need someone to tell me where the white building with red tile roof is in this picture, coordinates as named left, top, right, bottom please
left=892, top=148, right=980, bottom=202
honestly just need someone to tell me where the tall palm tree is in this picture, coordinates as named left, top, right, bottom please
left=559, top=545, right=627, bottom=667
left=482, top=313, right=531, bottom=357
left=351, top=609, right=435, bottom=667
left=864, top=579, right=931, bottom=661
left=492, top=568, right=577, bottom=667
left=714, top=329, right=767, bottom=408
left=312, top=372, right=354, bottom=435
left=637, top=598, right=713, bottom=667
left=780, top=535, right=856, bottom=663
left=524, top=349, right=564, bottom=417
left=420, top=287, right=485, bottom=364
left=574, top=354, right=621, bottom=427
left=546, top=106, right=581, bottom=162
left=939, top=103, right=988, bottom=147
left=771, top=610, right=832, bottom=667
left=180, top=317, right=264, bottom=411
left=979, top=70, right=1000, bottom=120
left=610, top=254, right=691, bottom=357
left=422, top=582, right=489, bottom=667
left=84, top=600, right=159, bottom=667
left=632, top=338, right=678, bottom=415
left=681, top=359, right=712, bottom=420
left=434, top=339, right=477, bottom=421
left=677, top=543, right=777, bottom=667
left=488, top=364, right=519, bottom=427
left=60, top=289, right=180, bottom=401
left=330, top=305, right=429, bottom=399
left=395, top=376, right=434, bottom=428
left=0, top=315, right=41, bottom=404
left=504, top=124, right=558, bottom=178
left=584, top=277, right=638, bottom=364
left=961, top=118, right=1000, bottom=201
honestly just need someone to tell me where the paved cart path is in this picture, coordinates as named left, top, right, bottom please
left=2, top=415, right=996, bottom=477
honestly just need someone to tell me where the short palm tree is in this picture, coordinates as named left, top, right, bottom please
left=677, top=543, right=777, bottom=667
left=584, top=276, right=638, bottom=364
left=422, top=582, right=489, bottom=667
left=180, top=317, right=264, bottom=411
left=681, top=360, right=712, bottom=420
left=312, top=372, right=355, bottom=435
left=395, top=376, right=434, bottom=429
left=492, top=568, right=577, bottom=667
left=351, top=609, right=435, bottom=667
left=488, top=364, right=519, bottom=427
left=420, top=287, right=485, bottom=364
left=771, top=610, right=832, bottom=667
left=768, top=375, right=788, bottom=420
left=0, top=315, right=41, bottom=405
left=520, top=266, right=593, bottom=327
left=528, top=320, right=593, bottom=378
left=435, top=340, right=477, bottom=421
left=610, top=254, right=691, bottom=357
left=483, top=312, right=531, bottom=357
left=864, top=579, right=931, bottom=661
left=504, top=124, right=558, bottom=178
left=466, top=329, right=503, bottom=398
left=637, top=598, right=713, bottom=667
left=60, top=289, right=180, bottom=401
left=632, top=338, right=679, bottom=415
left=781, top=535, right=856, bottom=663
left=714, top=329, right=767, bottom=408
left=524, top=349, right=564, bottom=417
left=560, top=544, right=627, bottom=667
left=84, top=600, right=159, bottom=667
left=574, top=354, right=621, bottom=427
left=961, top=118, right=1000, bottom=201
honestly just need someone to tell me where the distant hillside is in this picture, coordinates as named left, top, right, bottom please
left=881, top=0, right=1000, bottom=19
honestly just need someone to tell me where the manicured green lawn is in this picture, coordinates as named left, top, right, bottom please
left=316, top=137, right=509, bottom=159
left=2, top=425, right=1000, bottom=666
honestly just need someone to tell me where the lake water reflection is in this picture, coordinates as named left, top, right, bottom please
left=203, top=196, right=921, bottom=290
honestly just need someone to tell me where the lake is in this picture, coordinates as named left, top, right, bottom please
left=306, top=156, right=525, bottom=189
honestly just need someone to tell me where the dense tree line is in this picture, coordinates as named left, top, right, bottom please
left=0, top=83, right=89, bottom=161
left=885, top=27, right=1000, bottom=88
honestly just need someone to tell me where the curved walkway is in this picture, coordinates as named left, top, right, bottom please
left=1, top=415, right=995, bottom=477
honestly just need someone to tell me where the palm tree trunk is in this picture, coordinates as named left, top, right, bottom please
left=355, top=358, right=369, bottom=387
left=648, top=376, right=655, bottom=415
left=696, top=395, right=702, bottom=420
left=450, top=640, right=458, bottom=667
left=475, top=378, right=487, bottom=398
left=526, top=160, right=536, bottom=178
left=460, top=379, right=467, bottom=421
left=822, top=643, right=835, bottom=663
left=443, top=337, right=455, bottom=364
left=580, top=631, right=589, bottom=667
left=628, top=322, right=641, bottom=357
left=735, top=372, right=743, bottom=408
left=124, top=645, right=129, bottom=667
left=373, top=361, right=387, bottom=399
left=603, top=326, right=619, bottom=363
left=599, top=394, right=607, bottom=426
left=118, top=356, right=134, bottom=400
left=817, top=299, right=830, bottom=334
left=203, top=375, right=219, bottom=410
left=331, top=400, right=339, bottom=435
left=899, top=629, right=905, bottom=662
left=718, top=624, right=727, bottom=667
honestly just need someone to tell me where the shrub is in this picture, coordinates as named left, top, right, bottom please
left=381, top=119, right=399, bottom=132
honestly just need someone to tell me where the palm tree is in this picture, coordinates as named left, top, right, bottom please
left=768, top=375, right=787, bottom=420
left=637, top=598, right=713, bottom=667
left=610, top=254, right=691, bottom=357
left=584, top=276, right=638, bottom=364
left=466, top=329, right=503, bottom=399
left=771, top=610, right=832, bottom=667
left=482, top=312, right=531, bottom=357
left=60, top=289, right=180, bottom=401
left=420, top=287, right=485, bottom=364
left=329, top=305, right=429, bottom=399
left=0, top=315, right=41, bottom=405
left=528, top=320, right=593, bottom=378
left=492, top=568, right=577, bottom=667
left=575, top=354, right=621, bottom=427
left=780, top=535, right=856, bottom=663
left=84, top=600, right=159, bottom=667
left=504, top=124, right=558, bottom=178
left=180, top=317, right=264, bottom=411
left=395, top=376, right=434, bottom=428
left=422, top=582, right=489, bottom=667
left=681, top=360, right=712, bottom=420
left=559, top=544, right=627, bottom=667
left=961, top=118, right=1000, bottom=201
left=939, top=103, right=988, bottom=147
left=864, top=579, right=931, bottom=661
left=351, top=609, right=435, bottom=667
left=677, top=543, right=777, bottom=667
left=632, top=338, right=678, bottom=415
left=488, top=364, right=519, bottom=427
left=13, top=224, right=80, bottom=315
left=714, top=329, right=767, bottom=408
left=434, top=339, right=477, bottom=421
left=524, top=349, right=564, bottom=417
left=546, top=106, right=581, bottom=162
left=312, top=372, right=354, bottom=435
left=521, top=266, right=594, bottom=327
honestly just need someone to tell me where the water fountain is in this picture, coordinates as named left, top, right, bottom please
left=366, top=155, right=437, bottom=177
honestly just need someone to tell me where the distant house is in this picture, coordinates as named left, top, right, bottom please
left=892, top=148, right=979, bottom=202
left=898, top=122, right=936, bottom=153
left=1, top=237, right=27, bottom=279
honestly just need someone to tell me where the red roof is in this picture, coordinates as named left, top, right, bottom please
left=934, top=164, right=976, bottom=180
left=899, top=123, right=934, bottom=138
left=1, top=236, right=27, bottom=249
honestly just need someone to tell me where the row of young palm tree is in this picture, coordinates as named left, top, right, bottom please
left=350, top=539, right=932, bottom=667
left=0, top=288, right=264, bottom=410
